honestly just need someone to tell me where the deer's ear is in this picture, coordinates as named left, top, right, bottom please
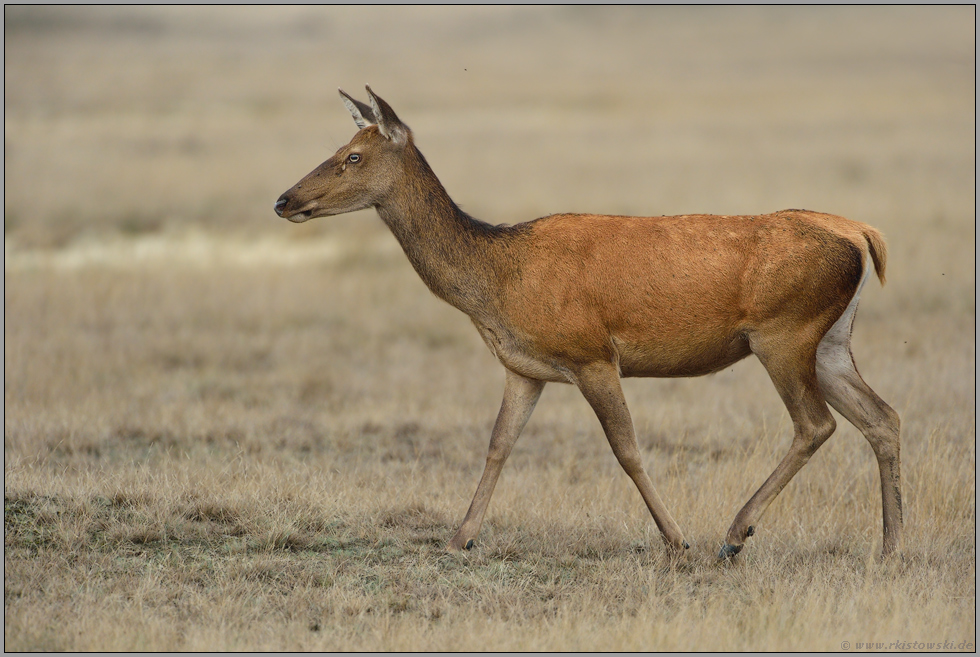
left=339, top=89, right=377, bottom=129
left=365, top=86, right=409, bottom=145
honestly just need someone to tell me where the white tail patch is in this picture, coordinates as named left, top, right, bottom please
left=816, top=254, right=871, bottom=378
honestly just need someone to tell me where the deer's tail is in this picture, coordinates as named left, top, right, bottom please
left=863, top=227, right=888, bottom=286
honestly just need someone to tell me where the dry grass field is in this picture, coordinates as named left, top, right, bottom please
left=4, top=6, right=975, bottom=651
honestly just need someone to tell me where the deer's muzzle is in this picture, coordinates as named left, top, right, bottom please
left=273, top=196, right=288, bottom=217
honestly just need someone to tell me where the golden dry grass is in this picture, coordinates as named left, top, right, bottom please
left=4, top=6, right=975, bottom=651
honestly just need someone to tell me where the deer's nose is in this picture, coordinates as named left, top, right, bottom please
left=274, top=196, right=288, bottom=217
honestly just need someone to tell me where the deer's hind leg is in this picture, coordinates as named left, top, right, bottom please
left=721, top=329, right=838, bottom=558
left=815, top=292, right=902, bottom=557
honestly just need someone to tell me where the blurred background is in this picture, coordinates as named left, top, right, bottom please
left=5, top=7, right=974, bottom=307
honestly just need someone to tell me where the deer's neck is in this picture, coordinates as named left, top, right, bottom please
left=374, top=146, right=500, bottom=319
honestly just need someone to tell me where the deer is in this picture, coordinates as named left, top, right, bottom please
left=274, top=86, right=902, bottom=560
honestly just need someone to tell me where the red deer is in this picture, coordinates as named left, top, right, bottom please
left=274, top=87, right=902, bottom=559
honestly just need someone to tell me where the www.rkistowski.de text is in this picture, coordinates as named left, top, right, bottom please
left=841, top=640, right=974, bottom=651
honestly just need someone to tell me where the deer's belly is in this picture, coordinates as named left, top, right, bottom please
left=473, top=319, right=751, bottom=382
left=613, top=332, right=752, bottom=378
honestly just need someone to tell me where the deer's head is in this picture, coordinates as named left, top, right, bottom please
left=274, top=86, right=411, bottom=222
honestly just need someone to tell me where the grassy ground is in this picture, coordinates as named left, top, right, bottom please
left=4, top=6, right=975, bottom=651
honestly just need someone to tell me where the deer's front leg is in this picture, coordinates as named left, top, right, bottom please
left=448, top=369, right=546, bottom=551
left=574, top=361, right=689, bottom=553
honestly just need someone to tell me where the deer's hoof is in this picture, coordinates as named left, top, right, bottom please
left=718, top=543, right=743, bottom=560
left=464, top=539, right=474, bottom=550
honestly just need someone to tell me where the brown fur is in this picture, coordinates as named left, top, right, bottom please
left=275, top=88, right=902, bottom=558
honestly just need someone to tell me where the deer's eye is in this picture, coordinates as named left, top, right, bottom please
left=347, top=153, right=361, bottom=163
